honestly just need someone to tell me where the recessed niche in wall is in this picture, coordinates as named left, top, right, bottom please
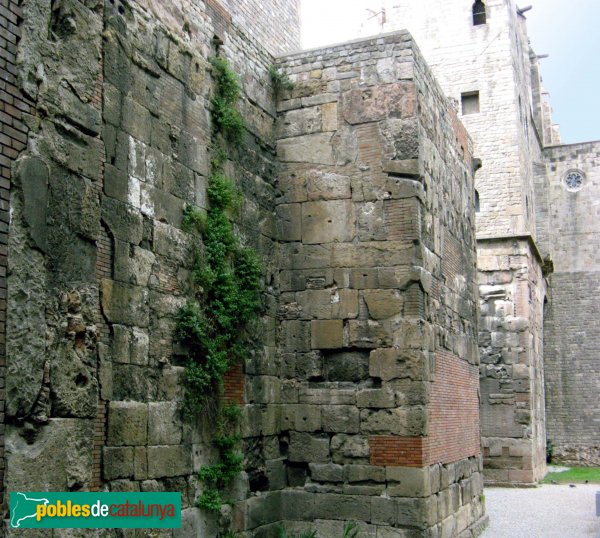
left=461, top=91, right=480, bottom=115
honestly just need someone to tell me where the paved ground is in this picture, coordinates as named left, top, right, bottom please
left=480, top=484, right=600, bottom=538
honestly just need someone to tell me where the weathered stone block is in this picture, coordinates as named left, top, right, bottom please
left=331, top=435, right=370, bottom=463
left=101, top=279, right=149, bottom=327
left=288, top=432, right=330, bottom=463
left=148, top=401, right=182, bottom=445
left=278, top=106, right=322, bottom=138
left=309, top=463, right=344, bottom=483
left=345, top=465, right=385, bottom=483
left=363, top=289, right=404, bottom=320
left=311, top=319, right=344, bottom=350
left=107, top=401, right=148, bottom=446
left=278, top=133, right=335, bottom=165
left=276, top=203, right=302, bottom=241
left=342, top=83, right=416, bottom=125
left=360, top=407, right=427, bottom=436
left=134, top=446, right=148, bottom=480
left=302, top=200, right=356, bottom=244
left=5, top=420, right=94, bottom=491
left=386, top=467, right=433, bottom=497
left=103, top=446, right=134, bottom=480
left=324, top=350, right=369, bottom=382
left=312, top=493, right=371, bottom=521
left=356, top=387, right=395, bottom=408
left=369, top=348, right=430, bottom=381
left=306, top=170, right=350, bottom=201
left=147, top=445, right=192, bottom=478
left=281, top=404, right=321, bottom=432
left=322, top=405, right=360, bottom=433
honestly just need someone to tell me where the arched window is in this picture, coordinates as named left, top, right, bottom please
left=473, top=0, right=486, bottom=25
left=475, top=190, right=480, bottom=213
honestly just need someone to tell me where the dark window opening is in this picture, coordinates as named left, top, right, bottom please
left=461, top=91, right=480, bottom=115
left=473, top=0, right=487, bottom=25
left=475, top=190, right=480, bottom=213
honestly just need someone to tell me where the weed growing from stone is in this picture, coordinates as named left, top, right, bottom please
left=210, top=57, right=245, bottom=143
left=268, top=64, right=294, bottom=98
left=176, top=55, right=262, bottom=516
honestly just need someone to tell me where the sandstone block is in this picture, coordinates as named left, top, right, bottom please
left=363, top=289, right=404, bottom=320
left=107, top=401, right=148, bottom=446
left=288, top=432, right=330, bottom=463
left=322, top=405, right=360, bottom=433
left=277, top=133, right=335, bottom=165
left=311, top=319, right=344, bottom=349
left=302, top=200, right=356, bottom=244
left=342, top=83, right=416, bottom=125
left=147, top=445, right=192, bottom=478
left=360, top=407, right=427, bottom=436
left=101, top=279, right=149, bottom=327
left=281, top=404, right=322, bottom=432
left=369, top=348, right=430, bottom=381
left=148, top=401, right=182, bottom=445
left=103, top=446, right=134, bottom=480
left=306, top=170, right=350, bottom=201
left=309, top=463, right=344, bottom=483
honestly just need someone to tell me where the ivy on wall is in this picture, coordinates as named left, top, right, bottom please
left=176, top=56, right=262, bottom=514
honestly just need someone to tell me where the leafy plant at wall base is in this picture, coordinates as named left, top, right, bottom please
left=546, top=438, right=554, bottom=463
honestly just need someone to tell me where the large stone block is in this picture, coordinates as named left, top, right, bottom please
left=5, top=420, right=94, bottom=491
left=147, top=445, right=192, bottom=478
left=278, top=133, right=335, bottom=165
left=107, top=401, right=148, bottom=446
left=342, top=83, right=416, bottom=125
left=311, top=319, right=344, bottom=349
left=288, top=432, right=330, bottom=463
left=281, top=404, right=322, bottom=432
left=322, top=405, right=360, bottom=433
left=148, top=401, right=182, bottom=445
left=369, top=348, right=431, bottom=381
left=306, top=170, right=351, bottom=201
left=363, top=289, right=404, bottom=320
left=302, top=200, right=356, bottom=244
left=103, top=446, right=134, bottom=481
left=360, top=407, right=427, bottom=436
left=101, top=279, right=149, bottom=327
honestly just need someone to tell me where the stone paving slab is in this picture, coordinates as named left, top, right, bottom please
left=481, top=485, right=600, bottom=538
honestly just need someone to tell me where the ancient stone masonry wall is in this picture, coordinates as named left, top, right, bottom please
left=543, top=141, right=600, bottom=465
left=478, top=239, right=547, bottom=485
left=4, top=0, right=105, bottom=527
left=0, top=0, right=36, bottom=517
left=2, top=0, right=281, bottom=535
left=233, top=32, right=487, bottom=537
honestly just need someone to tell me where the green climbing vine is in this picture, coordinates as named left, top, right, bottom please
left=176, top=55, right=262, bottom=515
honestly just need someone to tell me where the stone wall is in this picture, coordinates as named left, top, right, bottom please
left=2, top=1, right=489, bottom=536
left=477, top=238, right=547, bottom=484
left=237, top=32, right=486, bottom=537
left=0, top=0, right=36, bottom=516
left=2, top=0, right=280, bottom=535
left=381, top=0, right=552, bottom=485
left=543, top=141, right=600, bottom=465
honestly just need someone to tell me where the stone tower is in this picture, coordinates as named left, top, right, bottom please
left=379, top=0, right=548, bottom=485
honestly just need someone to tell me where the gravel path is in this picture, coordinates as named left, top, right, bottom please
left=480, top=484, right=600, bottom=538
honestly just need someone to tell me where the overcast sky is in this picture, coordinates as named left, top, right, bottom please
left=301, top=0, right=600, bottom=144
